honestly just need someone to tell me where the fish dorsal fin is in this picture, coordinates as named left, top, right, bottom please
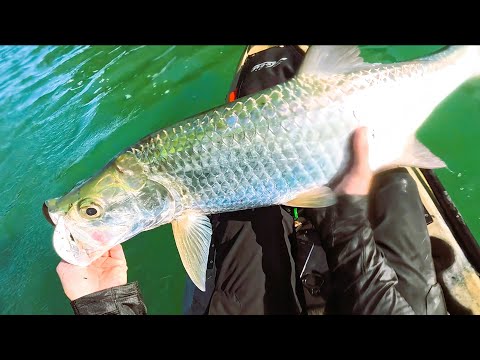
left=299, top=46, right=367, bottom=78
left=171, top=210, right=212, bottom=292
left=282, top=186, right=336, bottom=208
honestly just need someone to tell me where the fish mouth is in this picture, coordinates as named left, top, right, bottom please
left=45, top=200, right=107, bottom=266
left=43, top=199, right=63, bottom=226
left=53, top=217, right=106, bottom=266
left=42, top=202, right=58, bottom=226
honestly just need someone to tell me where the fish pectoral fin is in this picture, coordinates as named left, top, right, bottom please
left=171, top=210, right=212, bottom=292
left=388, top=136, right=446, bottom=169
left=282, top=186, right=336, bottom=208
left=299, top=46, right=372, bottom=78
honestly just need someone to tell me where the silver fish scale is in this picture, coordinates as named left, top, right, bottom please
left=128, top=76, right=357, bottom=215
left=131, top=49, right=463, bottom=214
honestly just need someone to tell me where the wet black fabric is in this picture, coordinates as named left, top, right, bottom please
left=71, top=282, right=147, bottom=315
left=183, top=206, right=304, bottom=315
left=206, top=207, right=302, bottom=314
left=294, top=220, right=331, bottom=314
left=369, top=169, right=447, bottom=314
left=303, top=168, right=447, bottom=315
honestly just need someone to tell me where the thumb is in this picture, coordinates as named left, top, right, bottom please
left=351, top=127, right=370, bottom=173
left=334, top=127, right=373, bottom=195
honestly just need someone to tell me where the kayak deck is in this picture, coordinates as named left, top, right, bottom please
left=409, top=167, right=480, bottom=314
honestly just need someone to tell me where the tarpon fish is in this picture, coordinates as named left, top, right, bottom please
left=44, top=45, right=480, bottom=291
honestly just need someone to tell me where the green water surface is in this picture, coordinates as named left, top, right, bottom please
left=0, top=45, right=478, bottom=314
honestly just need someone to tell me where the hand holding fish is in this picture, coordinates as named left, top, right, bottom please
left=56, top=244, right=127, bottom=301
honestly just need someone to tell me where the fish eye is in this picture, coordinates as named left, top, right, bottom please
left=86, top=208, right=97, bottom=216
left=79, top=202, right=103, bottom=219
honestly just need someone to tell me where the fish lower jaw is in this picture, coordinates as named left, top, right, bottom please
left=49, top=212, right=60, bottom=225
left=53, top=219, right=102, bottom=266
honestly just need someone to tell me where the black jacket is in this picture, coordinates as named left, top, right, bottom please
left=71, top=281, right=147, bottom=315
left=71, top=195, right=445, bottom=315
left=304, top=195, right=415, bottom=314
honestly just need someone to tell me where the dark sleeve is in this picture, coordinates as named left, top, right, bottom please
left=70, top=282, right=147, bottom=315
left=307, top=195, right=415, bottom=315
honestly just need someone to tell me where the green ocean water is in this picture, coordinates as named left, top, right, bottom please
left=0, top=45, right=478, bottom=315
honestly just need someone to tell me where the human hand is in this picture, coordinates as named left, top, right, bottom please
left=335, top=127, right=373, bottom=196
left=56, top=244, right=128, bottom=301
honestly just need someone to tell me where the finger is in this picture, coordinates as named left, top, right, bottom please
left=351, top=127, right=370, bottom=171
left=91, top=248, right=112, bottom=266
left=56, top=261, right=69, bottom=275
left=108, top=244, right=126, bottom=262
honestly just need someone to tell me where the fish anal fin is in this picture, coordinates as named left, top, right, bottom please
left=390, top=136, right=446, bottom=169
left=282, top=186, right=336, bottom=208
